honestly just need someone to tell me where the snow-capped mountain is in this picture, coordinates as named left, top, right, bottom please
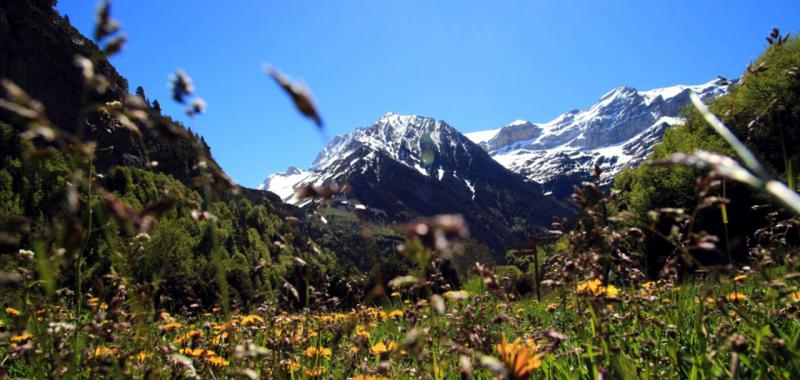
left=260, top=113, right=568, bottom=256
left=464, top=78, right=734, bottom=198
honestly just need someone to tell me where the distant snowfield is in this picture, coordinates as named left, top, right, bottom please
left=462, top=78, right=731, bottom=188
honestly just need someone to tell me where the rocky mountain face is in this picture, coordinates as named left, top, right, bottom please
left=466, top=79, right=734, bottom=198
left=262, top=113, right=569, bottom=256
left=0, top=0, right=223, bottom=185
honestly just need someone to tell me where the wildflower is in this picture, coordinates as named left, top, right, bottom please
left=5, top=307, right=21, bottom=317
left=182, top=347, right=207, bottom=357
left=10, top=331, right=33, bottom=342
left=92, top=345, right=117, bottom=358
left=390, top=291, right=401, bottom=298
left=303, top=346, right=332, bottom=358
left=353, top=376, right=389, bottom=380
left=791, top=291, right=800, bottom=302
left=443, top=290, right=470, bottom=301
left=86, top=297, right=100, bottom=308
left=211, top=332, right=228, bottom=346
left=239, top=314, right=264, bottom=325
left=495, top=334, right=543, bottom=379
left=641, top=281, right=657, bottom=289
left=18, top=249, right=34, bottom=260
left=304, top=367, right=325, bottom=377
left=546, top=303, right=558, bottom=312
left=577, top=279, right=619, bottom=297
left=160, top=322, right=182, bottom=332
left=204, top=355, right=229, bottom=368
left=371, top=340, right=397, bottom=356
left=388, top=310, right=404, bottom=319
left=284, top=359, right=301, bottom=372
left=604, top=284, right=620, bottom=298
left=173, top=329, right=202, bottom=345
left=577, top=279, right=602, bottom=295
left=734, top=274, right=748, bottom=282
left=726, top=292, right=748, bottom=302
left=355, top=325, right=371, bottom=339
left=135, top=352, right=151, bottom=363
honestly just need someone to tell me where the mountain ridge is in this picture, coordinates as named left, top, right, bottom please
left=465, top=78, right=734, bottom=197
left=261, top=113, right=568, bottom=257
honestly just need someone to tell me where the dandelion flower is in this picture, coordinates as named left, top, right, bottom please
left=495, top=334, right=543, bottom=379
left=92, top=345, right=118, bottom=358
left=443, top=290, right=470, bottom=301
left=5, top=307, right=21, bottom=317
left=305, top=367, right=325, bottom=377
left=370, top=340, right=397, bottom=356
left=159, top=322, right=182, bottom=332
left=388, top=310, right=404, bottom=319
left=10, top=331, right=33, bottom=342
left=726, top=292, right=748, bottom=302
left=303, top=346, right=332, bottom=358
left=204, top=355, right=229, bottom=368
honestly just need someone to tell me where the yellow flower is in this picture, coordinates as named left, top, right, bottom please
left=734, top=274, right=748, bottom=282
left=546, top=303, right=558, bottom=312
left=355, top=325, right=371, bottom=339
left=495, top=334, right=543, bottom=379
left=390, top=291, right=401, bottom=298
left=284, top=359, right=301, bottom=372
left=86, top=297, right=100, bottom=308
left=604, top=284, right=620, bottom=298
left=211, top=332, right=228, bottom=346
left=135, top=352, right=151, bottom=363
left=304, top=346, right=332, bottom=358
left=726, top=292, right=748, bottom=302
left=173, top=329, right=203, bottom=345
left=204, top=355, right=229, bottom=368
left=159, top=322, right=182, bottom=332
left=239, top=314, right=264, bottom=325
left=641, top=281, right=657, bottom=289
left=577, top=279, right=619, bottom=297
left=10, top=331, right=33, bottom=342
left=92, top=345, right=118, bottom=358
left=576, top=279, right=602, bottom=295
left=214, top=321, right=236, bottom=332
left=443, top=290, right=470, bottom=301
left=791, top=291, right=800, bottom=302
left=5, top=307, right=21, bottom=317
left=182, top=347, right=207, bottom=357
left=305, top=367, right=325, bottom=377
left=370, top=340, right=397, bottom=356
left=388, top=310, right=404, bottom=319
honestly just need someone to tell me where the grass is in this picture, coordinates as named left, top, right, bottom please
left=2, top=269, right=799, bottom=379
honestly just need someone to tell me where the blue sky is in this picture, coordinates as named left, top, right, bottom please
left=57, top=1, right=800, bottom=188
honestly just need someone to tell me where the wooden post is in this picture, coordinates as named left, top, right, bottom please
left=533, top=239, right=541, bottom=302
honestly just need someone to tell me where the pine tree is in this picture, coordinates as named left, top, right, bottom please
left=135, top=85, right=149, bottom=105
left=152, top=99, right=161, bottom=113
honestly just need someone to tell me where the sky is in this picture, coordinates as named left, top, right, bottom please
left=56, top=1, right=800, bottom=188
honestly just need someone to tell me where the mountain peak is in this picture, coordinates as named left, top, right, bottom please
left=599, top=86, right=638, bottom=102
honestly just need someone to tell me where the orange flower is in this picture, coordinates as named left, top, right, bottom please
left=726, top=292, right=748, bottom=302
left=5, top=307, right=21, bottom=317
left=495, top=334, right=543, bottom=379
